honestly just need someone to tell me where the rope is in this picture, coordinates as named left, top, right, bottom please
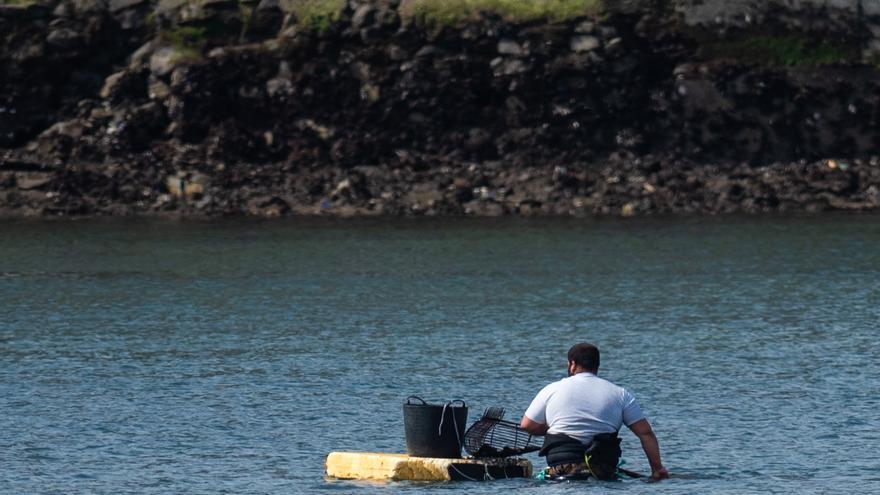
left=447, top=460, right=509, bottom=482
left=584, top=453, right=598, bottom=479
left=438, top=402, right=463, bottom=452
left=447, top=463, right=481, bottom=482
left=440, top=402, right=504, bottom=482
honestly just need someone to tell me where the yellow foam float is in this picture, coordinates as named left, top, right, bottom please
left=325, top=452, right=533, bottom=482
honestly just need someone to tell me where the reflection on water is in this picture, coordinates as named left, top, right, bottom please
left=1, top=215, right=879, bottom=494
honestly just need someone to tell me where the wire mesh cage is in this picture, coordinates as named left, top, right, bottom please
left=463, top=407, right=540, bottom=458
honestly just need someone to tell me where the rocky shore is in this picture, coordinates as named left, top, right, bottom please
left=2, top=0, right=880, bottom=217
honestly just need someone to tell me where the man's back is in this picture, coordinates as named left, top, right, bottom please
left=520, top=343, right=668, bottom=481
left=524, top=372, right=643, bottom=445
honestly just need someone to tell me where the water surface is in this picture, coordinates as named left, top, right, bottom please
left=1, top=215, right=879, bottom=494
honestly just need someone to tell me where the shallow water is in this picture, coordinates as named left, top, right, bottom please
left=1, top=215, right=879, bottom=494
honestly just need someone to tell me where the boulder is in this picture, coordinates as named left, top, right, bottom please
left=252, top=0, right=284, bottom=35
left=109, top=0, right=148, bottom=12
left=0, top=2, right=51, bottom=19
left=72, top=0, right=108, bottom=13
left=148, top=77, right=172, bottom=100
left=256, top=0, right=280, bottom=11
left=15, top=173, right=53, bottom=191
left=156, top=0, right=189, bottom=17
left=497, top=39, right=523, bottom=56
left=574, top=20, right=595, bottom=34
left=128, top=40, right=156, bottom=68
left=149, top=46, right=179, bottom=77
left=569, top=35, right=600, bottom=53
left=52, top=2, right=72, bottom=17
left=46, top=28, right=82, bottom=50
left=39, top=119, right=86, bottom=140
left=246, top=195, right=290, bottom=217
left=491, top=57, right=527, bottom=76
left=350, top=3, right=375, bottom=30
left=0, top=4, right=36, bottom=20
left=100, top=70, right=141, bottom=101
left=266, top=77, right=293, bottom=97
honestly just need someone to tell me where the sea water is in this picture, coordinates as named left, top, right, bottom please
left=1, top=215, right=879, bottom=494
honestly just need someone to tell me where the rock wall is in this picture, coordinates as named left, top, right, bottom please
left=675, top=0, right=880, bottom=56
left=1, top=0, right=880, bottom=217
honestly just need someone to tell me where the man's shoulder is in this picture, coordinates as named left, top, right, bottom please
left=541, top=376, right=568, bottom=391
left=579, top=374, right=633, bottom=396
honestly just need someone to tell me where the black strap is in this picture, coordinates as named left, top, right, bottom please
left=585, top=431, right=622, bottom=466
left=538, top=432, right=622, bottom=472
left=538, top=433, right=582, bottom=457
left=539, top=433, right=586, bottom=467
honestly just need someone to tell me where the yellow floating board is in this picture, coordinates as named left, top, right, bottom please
left=325, top=452, right=533, bottom=482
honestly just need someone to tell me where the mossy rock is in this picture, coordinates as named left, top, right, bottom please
left=278, top=0, right=344, bottom=31
left=0, top=0, right=51, bottom=18
left=399, top=0, right=605, bottom=25
left=156, top=0, right=189, bottom=15
left=162, top=25, right=210, bottom=49
left=701, top=35, right=861, bottom=67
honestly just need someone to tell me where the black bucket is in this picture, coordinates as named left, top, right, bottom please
left=403, top=396, right=468, bottom=458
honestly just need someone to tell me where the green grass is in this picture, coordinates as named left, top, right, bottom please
left=158, top=26, right=210, bottom=63
left=288, top=0, right=346, bottom=31
left=401, top=0, right=603, bottom=25
left=163, top=26, right=210, bottom=51
left=282, top=0, right=602, bottom=30
left=704, top=35, right=859, bottom=67
left=169, top=47, right=205, bottom=64
left=0, top=0, right=35, bottom=5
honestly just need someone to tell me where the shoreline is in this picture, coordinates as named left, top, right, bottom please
left=4, top=155, right=879, bottom=218
left=6, top=210, right=872, bottom=221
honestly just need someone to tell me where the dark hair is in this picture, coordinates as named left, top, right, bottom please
left=568, top=343, right=600, bottom=371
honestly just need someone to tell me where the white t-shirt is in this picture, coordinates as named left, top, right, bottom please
left=524, top=372, right=645, bottom=445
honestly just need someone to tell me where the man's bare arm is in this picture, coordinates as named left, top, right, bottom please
left=520, top=415, right=549, bottom=436
left=627, top=419, right=669, bottom=480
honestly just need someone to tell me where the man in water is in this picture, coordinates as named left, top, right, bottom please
left=520, top=343, right=669, bottom=481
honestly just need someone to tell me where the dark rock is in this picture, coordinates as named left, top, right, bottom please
left=2, top=6, right=880, bottom=218
left=386, top=44, right=407, bottom=61
left=72, top=0, right=109, bottom=13
left=574, top=20, right=595, bottom=34
left=149, top=47, right=180, bottom=77
left=256, top=0, right=279, bottom=12
left=0, top=5, right=28, bottom=19
left=414, top=45, right=440, bottom=58
left=0, top=3, right=50, bottom=19
left=350, top=3, right=375, bottom=30
left=100, top=69, right=147, bottom=103
left=569, top=35, right=600, bottom=52
left=497, top=39, right=523, bottom=56
left=15, top=173, right=53, bottom=190
left=108, top=0, right=147, bottom=12
left=155, top=0, right=187, bottom=17
left=491, top=57, right=527, bottom=76
left=46, top=28, right=82, bottom=49
left=52, top=2, right=72, bottom=17
left=246, top=195, right=289, bottom=217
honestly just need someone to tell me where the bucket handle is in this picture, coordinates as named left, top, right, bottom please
left=405, top=397, right=466, bottom=407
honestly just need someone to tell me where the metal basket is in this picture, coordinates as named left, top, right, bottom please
left=463, top=407, right=540, bottom=458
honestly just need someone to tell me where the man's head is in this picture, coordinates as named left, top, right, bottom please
left=567, top=343, right=600, bottom=376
